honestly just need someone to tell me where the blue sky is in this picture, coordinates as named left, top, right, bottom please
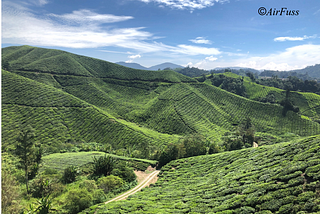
left=2, top=0, right=320, bottom=70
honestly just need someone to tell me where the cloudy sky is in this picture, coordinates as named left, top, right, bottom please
left=2, top=0, right=320, bottom=70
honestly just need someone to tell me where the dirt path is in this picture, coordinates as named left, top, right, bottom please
left=134, top=165, right=158, bottom=184
left=104, top=170, right=160, bottom=204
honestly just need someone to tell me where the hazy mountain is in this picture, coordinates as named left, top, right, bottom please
left=213, top=67, right=261, bottom=73
left=115, top=61, right=184, bottom=71
left=116, top=61, right=149, bottom=70
left=291, top=64, right=320, bottom=79
left=148, top=62, right=184, bottom=71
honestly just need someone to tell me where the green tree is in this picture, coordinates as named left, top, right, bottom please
left=1, top=162, right=21, bottom=214
left=183, top=134, right=207, bottom=158
left=62, top=166, right=79, bottom=184
left=208, top=142, right=222, bottom=154
left=97, top=175, right=124, bottom=193
left=111, top=163, right=136, bottom=183
left=238, top=118, right=259, bottom=148
left=246, top=71, right=256, bottom=82
left=242, top=128, right=256, bottom=147
left=27, top=195, right=54, bottom=214
left=15, top=126, right=42, bottom=194
left=240, top=117, right=253, bottom=131
left=92, top=155, right=116, bottom=177
left=65, top=189, right=93, bottom=214
left=280, top=89, right=299, bottom=116
left=158, top=143, right=180, bottom=168
left=30, top=177, right=52, bottom=198
left=222, top=134, right=244, bottom=151
left=2, top=59, right=10, bottom=70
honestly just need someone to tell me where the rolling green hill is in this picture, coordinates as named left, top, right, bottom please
left=210, top=72, right=320, bottom=120
left=2, top=45, right=193, bottom=82
left=94, top=135, right=320, bottom=213
left=2, top=70, right=180, bottom=153
left=2, top=46, right=320, bottom=156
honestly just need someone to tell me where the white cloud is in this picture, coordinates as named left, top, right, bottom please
left=2, top=3, right=152, bottom=49
left=138, top=0, right=228, bottom=10
left=128, top=54, right=141, bottom=59
left=49, top=9, right=133, bottom=24
left=28, top=0, right=49, bottom=6
left=186, top=44, right=320, bottom=71
left=236, top=44, right=320, bottom=71
left=205, top=56, right=218, bottom=61
left=173, top=45, right=221, bottom=55
left=125, top=54, right=141, bottom=63
left=2, top=2, right=222, bottom=56
left=314, top=9, right=320, bottom=15
left=190, top=37, right=212, bottom=44
left=38, top=0, right=48, bottom=5
left=99, top=50, right=133, bottom=54
left=186, top=55, right=218, bottom=69
left=274, top=35, right=317, bottom=42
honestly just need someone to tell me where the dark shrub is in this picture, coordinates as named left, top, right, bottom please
left=92, top=155, right=116, bottom=177
left=62, top=166, right=78, bottom=184
left=65, top=189, right=93, bottom=214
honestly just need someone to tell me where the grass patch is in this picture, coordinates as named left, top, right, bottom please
left=42, top=152, right=157, bottom=173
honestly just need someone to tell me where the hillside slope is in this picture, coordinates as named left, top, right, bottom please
left=2, top=45, right=320, bottom=153
left=148, top=62, right=184, bottom=70
left=2, top=45, right=193, bottom=82
left=293, top=64, right=320, bottom=79
left=211, top=72, right=320, bottom=120
left=2, top=70, right=180, bottom=152
left=96, top=135, right=320, bottom=213
left=116, top=61, right=149, bottom=70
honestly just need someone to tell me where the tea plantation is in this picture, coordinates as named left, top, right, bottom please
left=2, top=46, right=320, bottom=153
left=3, top=45, right=320, bottom=213
left=212, top=72, right=320, bottom=119
left=96, top=135, right=320, bottom=213
left=41, top=152, right=157, bottom=172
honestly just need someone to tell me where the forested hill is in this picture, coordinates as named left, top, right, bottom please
left=2, top=45, right=320, bottom=158
left=293, top=64, right=320, bottom=79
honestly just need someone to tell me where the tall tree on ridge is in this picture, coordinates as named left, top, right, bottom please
left=15, top=126, right=42, bottom=194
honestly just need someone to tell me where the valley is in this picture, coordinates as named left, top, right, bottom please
left=2, top=45, right=320, bottom=213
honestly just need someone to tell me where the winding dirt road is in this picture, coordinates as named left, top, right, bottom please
left=104, top=170, right=160, bottom=204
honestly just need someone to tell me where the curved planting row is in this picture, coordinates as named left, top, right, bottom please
left=97, top=135, right=320, bottom=213
left=191, top=83, right=320, bottom=136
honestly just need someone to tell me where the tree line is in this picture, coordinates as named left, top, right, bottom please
left=156, top=118, right=259, bottom=168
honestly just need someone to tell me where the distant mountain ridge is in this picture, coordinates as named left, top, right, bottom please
left=116, top=61, right=184, bottom=71
left=148, top=62, right=184, bottom=70
left=116, top=61, right=148, bottom=70
left=213, top=67, right=261, bottom=73
left=291, top=64, right=320, bottom=79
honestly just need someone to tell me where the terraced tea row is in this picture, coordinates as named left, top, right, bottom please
left=211, top=72, right=320, bottom=119
left=191, top=83, right=320, bottom=136
left=41, top=152, right=157, bottom=172
left=97, top=135, right=320, bottom=213
left=3, top=45, right=320, bottom=154
left=3, top=45, right=195, bottom=82
left=2, top=71, right=180, bottom=151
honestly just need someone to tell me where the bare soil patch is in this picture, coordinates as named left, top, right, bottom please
left=134, top=165, right=157, bottom=185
